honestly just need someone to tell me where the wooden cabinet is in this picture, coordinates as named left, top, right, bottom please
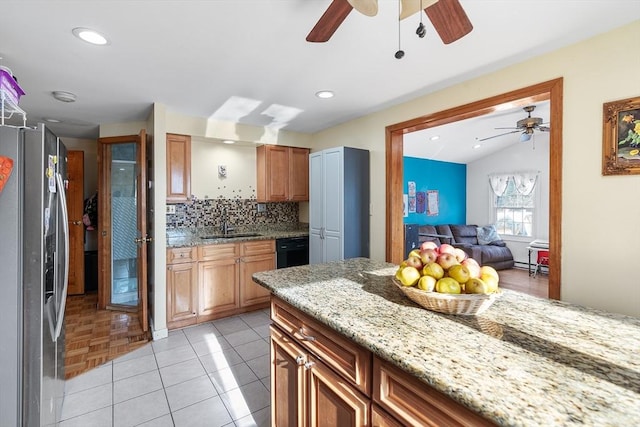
left=166, top=247, right=198, bottom=329
left=239, top=240, right=274, bottom=307
left=256, top=145, right=309, bottom=202
left=269, top=296, right=495, bottom=426
left=270, top=325, right=369, bottom=427
left=167, top=240, right=275, bottom=329
left=166, top=133, right=191, bottom=203
left=270, top=297, right=371, bottom=427
left=373, top=356, right=495, bottom=427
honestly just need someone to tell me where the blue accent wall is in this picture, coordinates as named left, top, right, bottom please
left=403, top=157, right=466, bottom=225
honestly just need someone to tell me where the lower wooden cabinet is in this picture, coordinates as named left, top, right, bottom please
left=269, top=296, right=496, bottom=427
left=166, top=248, right=198, bottom=329
left=167, top=240, right=275, bottom=329
left=270, top=325, right=369, bottom=427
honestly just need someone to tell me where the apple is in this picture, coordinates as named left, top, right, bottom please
left=397, top=266, right=421, bottom=287
left=481, top=275, right=499, bottom=293
left=480, top=265, right=500, bottom=283
left=405, top=255, right=423, bottom=270
left=439, top=243, right=455, bottom=255
left=417, top=275, right=437, bottom=292
left=422, top=262, right=444, bottom=280
left=436, top=253, right=459, bottom=270
left=465, top=277, right=491, bottom=294
left=420, top=241, right=438, bottom=252
left=408, top=249, right=422, bottom=259
left=436, top=277, right=461, bottom=294
left=419, top=248, right=438, bottom=265
left=453, top=248, right=467, bottom=263
left=462, top=258, right=481, bottom=279
left=448, top=264, right=471, bottom=284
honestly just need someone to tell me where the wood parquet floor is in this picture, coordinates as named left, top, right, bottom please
left=64, top=292, right=150, bottom=379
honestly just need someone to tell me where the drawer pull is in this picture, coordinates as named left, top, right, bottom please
left=304, top=361, right=315, bottom=370
left=298, top=327, right=316, bottom=342
left=295, top=355, right=305, bottom=365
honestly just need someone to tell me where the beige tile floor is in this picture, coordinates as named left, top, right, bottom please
left=59, top=310, right=272, bottom=427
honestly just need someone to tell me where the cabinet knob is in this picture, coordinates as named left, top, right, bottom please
left=295, top=355, right=305, bottom=366
left=304, top=361, right=315, bottom=370
left=168, top=266, right=173, bottom=271
left=298, top=327, right=316, bottom=342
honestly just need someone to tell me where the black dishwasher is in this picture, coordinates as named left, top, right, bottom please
left=276, top=236, right=309, bottom=269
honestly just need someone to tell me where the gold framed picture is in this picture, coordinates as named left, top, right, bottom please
left=602, top=96, right=640, bottom=175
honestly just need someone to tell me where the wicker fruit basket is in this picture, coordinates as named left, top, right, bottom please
left=392, top=278, right=501, bottom=315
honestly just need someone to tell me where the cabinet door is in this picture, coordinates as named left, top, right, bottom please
left=198, top=258, right=239, bottom=321
left=166, top=133, right=191, bottom=203
left=308, top=354, right=370, bottom=427
left=322, top=148, right=343, bottom=261
left=257, top=145, right=288, bottom=201
left=271, top=326, right=307, bottom=427
left=167, top=262, right=197, bottom=328
left=371, top=404, right=403, bottom=427
left=309, top=152, right=324, bottom=264
left=239, top=253, right=274, bottom=307
left=289, top=147, right=309, bottom=201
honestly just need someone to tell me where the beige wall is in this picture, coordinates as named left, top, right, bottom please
left=310, top=21, right=640, bottom=317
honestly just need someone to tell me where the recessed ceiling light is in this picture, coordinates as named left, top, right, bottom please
left=429, top=135, right=440, bottom=141
left=52, top=91, right=77, bottom=103
left=72, top=27, right=109, bottom=45
left=315, top=90, right=334, bottom=99
left=222, top=140, right=235, bottom=144
left=43, top=118, right=62, bottom=123
left=472, top=144, right=482, bottom=149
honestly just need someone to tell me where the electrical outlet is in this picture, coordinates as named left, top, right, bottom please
left=166, top=205, right=176, bottom=214
left=257, top=203, right=266, bottom=213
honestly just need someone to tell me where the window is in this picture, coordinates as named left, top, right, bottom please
left=494, top=177, right=534, bottom=237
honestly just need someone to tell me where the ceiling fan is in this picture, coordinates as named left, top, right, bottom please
left=479, top=106, right=551, bottom=143
left=306, top=0, right=473, bottom=44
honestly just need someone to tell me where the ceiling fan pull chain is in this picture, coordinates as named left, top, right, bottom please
left=416, top=0, right=426, bottom=38
left=395, top=0, right=405, bottom=59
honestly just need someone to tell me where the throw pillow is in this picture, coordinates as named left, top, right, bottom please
left=477, top=224, right=500, bottom=245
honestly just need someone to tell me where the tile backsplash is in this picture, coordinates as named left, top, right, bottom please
left=166, top=198, right=299, bottom=229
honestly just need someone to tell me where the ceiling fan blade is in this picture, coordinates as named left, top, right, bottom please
left=347, top=0, right=378, bottom=16
left=494, top=127, right=521, bottom=130
left=478, top=130, right=520, bottom=142
left=425, top=0, right=473, bottom=44
left=307, top=0, right=354, bottom=43
left=539, top=126, right=551, bottom=132
left=399, top=0, right=439, bottom=20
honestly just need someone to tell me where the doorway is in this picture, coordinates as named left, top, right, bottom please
left=97, top=131, right=149, bottom=331
left=385, top=79, right=563, bottom=300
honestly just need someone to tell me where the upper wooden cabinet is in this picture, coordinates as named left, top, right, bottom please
left=256, top=145, right=309, bottom=202
left=166, top=133, right=191, bottom=203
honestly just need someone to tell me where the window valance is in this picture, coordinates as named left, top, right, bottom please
left=489, top=171, right=539, bottom=196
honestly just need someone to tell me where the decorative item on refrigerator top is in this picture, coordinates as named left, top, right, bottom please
left=0, top=67, right=25, bottom=105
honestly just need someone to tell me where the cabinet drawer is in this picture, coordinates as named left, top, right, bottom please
left=198, top=243, right=239, bottom=261
left=241, top=240, right=275, bottom=257
left=373, top=357, right=495, bottom=427
left=271, top=297, right=371, bottom=396
left=167, top=247, right=197, bottom=264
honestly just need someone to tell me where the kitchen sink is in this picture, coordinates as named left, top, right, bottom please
left=199, top=232, right=262, bottom=239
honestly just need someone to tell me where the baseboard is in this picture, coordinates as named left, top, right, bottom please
left=149, top=317, right=168, bottom=341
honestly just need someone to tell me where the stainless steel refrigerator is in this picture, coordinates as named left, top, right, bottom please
left=0, top=124, right=69, bottom=426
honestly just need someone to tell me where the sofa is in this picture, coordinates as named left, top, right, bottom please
left=406, top=224, right=515, bottom=271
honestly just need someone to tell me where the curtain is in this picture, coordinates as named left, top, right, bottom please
left=488, top=174, right=509, bottom=196
left=513, top=171, right=538, bottom=196
left=489, top=171, right=539, bottom=196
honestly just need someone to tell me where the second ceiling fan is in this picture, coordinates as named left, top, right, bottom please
left=306, top=0, right=473, bottom=44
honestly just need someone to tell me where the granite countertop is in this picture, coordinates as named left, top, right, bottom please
left=166, top=223, right=309, bottom=248
left=252, top=258, right=640, bottom=427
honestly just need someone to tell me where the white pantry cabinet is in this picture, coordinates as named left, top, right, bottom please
left=309, top=147, right=369, bottom=264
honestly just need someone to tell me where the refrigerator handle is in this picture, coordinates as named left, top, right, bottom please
left=54, top=172, right=70, bottom=342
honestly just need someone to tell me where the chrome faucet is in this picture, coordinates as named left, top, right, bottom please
left=221, top=208, right=235, bottom=235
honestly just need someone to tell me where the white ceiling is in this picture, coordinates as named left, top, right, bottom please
left=1, top=1, right=639, bottom=157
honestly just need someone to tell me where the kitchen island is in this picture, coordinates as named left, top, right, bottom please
left=252, top=258, right=640, bottom=426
